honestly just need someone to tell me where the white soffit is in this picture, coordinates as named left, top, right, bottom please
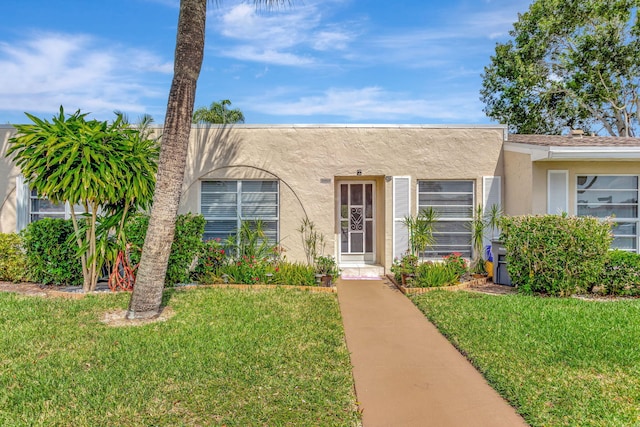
left=504, top=142, right=640, bottom=161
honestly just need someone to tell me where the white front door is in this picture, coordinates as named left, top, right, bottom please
left=339, top=181, right=375, bottom=264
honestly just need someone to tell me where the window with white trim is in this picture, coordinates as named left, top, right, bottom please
left=418, top=180, right=474, bottom=258
left=200, top=180, right=279, bottom=243
left=15, top=175, right=80, bottom=231
left=29, top=189, right=68, bottom=222
left=577, top=175, right=639, bottom=252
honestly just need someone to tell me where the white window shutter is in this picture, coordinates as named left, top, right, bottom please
left=482, top=176, right=502, bottom=212
left=548, top=171, right=568, bottom=214
left=393, top=176, right=411, bottom=260
left=15, top=174, right=30, bottom=232
left=482, top=176, right=502, bottom=246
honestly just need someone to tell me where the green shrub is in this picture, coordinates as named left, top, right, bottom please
left=390, top=253, right=418, bottom=283
left=169, top=213, right=206, bottom=284
left=0, top=233, right=28, bottom=282
left=193, top=238, right=317, bottom=286
left=413, top=262, right=459, bottom=288
left=214, top=260, right=318, bottom=286
left=229, top=220, right=277, bottom=260
left=443, top=252, right=468, bottom=278
left=219, top=254, right=272, bottom=284
left=314, top=255, right=340, bottom=277
left=21, top=219, right=83, bottom=286
left=271, top=262, right=316, bottom=286
left=601, top=250, right=640, bottom=296
left=501, top=215, right=612, bottom=296
left=192, top=238, right=227, bottom=282
left=124, top=213, right=205, bottom=285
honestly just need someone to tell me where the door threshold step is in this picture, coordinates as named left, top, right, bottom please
left=339, top=265, right=384, bottom=280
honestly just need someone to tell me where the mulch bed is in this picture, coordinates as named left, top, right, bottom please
left=0, top=282, right=52, bottom=297
left=466, top=281, right=518, bottom=295
left=386, top=274, right=518, bottom=296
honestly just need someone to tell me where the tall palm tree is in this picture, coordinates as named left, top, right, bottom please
left=127, top=0, right=286, bottom=319
left=193, top=99, right=245, bottom=124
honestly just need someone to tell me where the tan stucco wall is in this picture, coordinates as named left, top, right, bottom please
left=0, top=125, right=506, bottom=272
left=180, top=125, right=505, bottom=270
left=532, top=161, right=640, bottom=215
left=0, top=127, right=18, bottom=233
left=503, top=150, right=533, bottom=216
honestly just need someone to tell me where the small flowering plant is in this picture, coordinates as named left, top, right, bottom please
left=390, top=253, right=419, bottom=284
left=193, top=238, right=228, bottom=280
left=228, top=254, right=271, bottom=284
left=443, top=252, right=467, bottom=279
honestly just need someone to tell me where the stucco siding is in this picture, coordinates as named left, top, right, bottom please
left=532, top=161, right=640, bottom=216
left=181, top=126, right=505, bottom=270
left=0, top=127, right=18, bottom=233
left=503, top=150, right=532, bottom=216
left=0, top=124, right=506, bottom=272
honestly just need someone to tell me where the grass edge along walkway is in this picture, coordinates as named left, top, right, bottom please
left=411, top=290, right=640, bottom=427
left=338, top=278, right=527, bottom=427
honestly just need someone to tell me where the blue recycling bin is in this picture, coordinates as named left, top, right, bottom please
left=484, top=244, right=493, bottom=262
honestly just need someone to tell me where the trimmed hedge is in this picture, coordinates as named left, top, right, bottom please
left=124, top=213, right=205, bottom=285
left=0, top=233, right=28, bottom=282
left=20, top=218, right=83, bottom=286
left=501, top=215, right=612, bottom=296
left=601, top=250, right=640, bottom=296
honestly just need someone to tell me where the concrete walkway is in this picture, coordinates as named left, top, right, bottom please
left=337, top=278, right=528, bottom=427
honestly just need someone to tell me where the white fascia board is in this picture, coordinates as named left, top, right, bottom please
left=504, top=142, right=640, bottom=161
left=548, top=147, right=640, bottom=160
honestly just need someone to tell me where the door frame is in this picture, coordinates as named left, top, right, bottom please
left=336, top=180, right=376, bottom=265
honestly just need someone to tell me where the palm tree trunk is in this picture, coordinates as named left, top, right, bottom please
left=127, top=0, right=207, bottom=319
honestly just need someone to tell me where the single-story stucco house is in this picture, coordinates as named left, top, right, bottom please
left=1, top=124, right=639, bottom=277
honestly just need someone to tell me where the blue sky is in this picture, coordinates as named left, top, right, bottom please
left=1, top=0, right=533, bottom=125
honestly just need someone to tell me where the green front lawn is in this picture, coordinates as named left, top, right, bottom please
left=411, top=291, right=640, bottom=427
left=0, top=288, right=359, bottom=426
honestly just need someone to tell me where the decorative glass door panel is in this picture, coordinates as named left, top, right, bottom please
left=340, top=182, right=375, bottom=262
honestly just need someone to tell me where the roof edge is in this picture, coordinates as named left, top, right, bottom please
left=1, top=123, right=509, bottom=130
left=504, top=141, right=640, bottom=160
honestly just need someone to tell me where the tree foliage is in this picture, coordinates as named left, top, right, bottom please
left=480, top=0, right=640, bottom=136
left=192, top=99, right=245, bottom=124
left=7, top=107, right=159, bottom=291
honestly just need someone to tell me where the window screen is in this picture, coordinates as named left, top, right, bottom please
left=201, top=180, right=279, bottom=243
left=417, top=180, right=474, bottom=258
left=577, top=175, right=638, bottom=251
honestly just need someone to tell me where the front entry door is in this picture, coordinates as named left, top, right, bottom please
left=339, top=181, right=375, bottom=263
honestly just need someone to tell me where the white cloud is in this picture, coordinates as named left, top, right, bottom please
left=209, top=0, right=527, bottom=73
left=219, top=3, right=319, bottom=48
left=313, top=29, right=352, bottom=51
left=211, top=2, right=355, bottom=66
left=246, top=86, right=486, bottom=122
left=219, top=47, right=315, bottom=66
left=0, top=32, right=171, bottom=120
